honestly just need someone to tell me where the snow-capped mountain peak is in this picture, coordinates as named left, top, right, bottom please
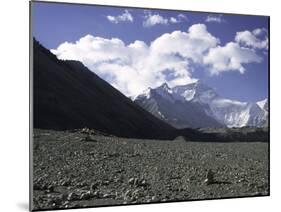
left=134, top=81, right=268, bottom=128
left=153, top=83, right=175, bottom=102
left=134, top=83, right=175, bottom=102
left=158, top=82, right=170, bottom=91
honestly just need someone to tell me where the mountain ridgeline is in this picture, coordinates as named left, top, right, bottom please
left=33, top=39, right=268, bottom=142
left=134, top=82, right=268, bottom=129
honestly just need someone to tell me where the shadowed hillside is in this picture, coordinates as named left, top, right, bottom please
left=33, top=39, right=175, bottom=139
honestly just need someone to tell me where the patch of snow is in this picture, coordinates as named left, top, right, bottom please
left=157, top=111, right=165, bottom=119
left=257, top=98, right=268, bottom=111
left=133, top=88, right=152, bottom=101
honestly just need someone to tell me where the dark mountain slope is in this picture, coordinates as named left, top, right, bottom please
left=33, top=39, right=175, bottom=139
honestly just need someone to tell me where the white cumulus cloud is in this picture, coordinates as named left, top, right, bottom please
left=143, top=13, right=169, bottom=27
left=235, top=28, right=268, bottom=49
left=170, top=17, right=179, bottom=23
left=170, top=14, right=188, bottom=23
left=106, top=10, right=133, bottom=24
left=178, top=14, right=188, bottom=21
left=253, top=28, right=267, bottom=36
left=203, top=42, right=262, bottom=75
left=143, top=13, right=188, bottom=27
left=205, top=14, right=225, bottom=23
left=51, top=24, right=263, bottom=96
left=150, top=24, right=220, bottom=63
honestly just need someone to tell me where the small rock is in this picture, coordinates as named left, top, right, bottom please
left=123, top=190, right=132, bottom=200
left=128, top=177, right=148, bottom=187
left=151, top=196, right=158, bottom=202
left=46, top=194, right=63, bottom=206
left=67, top=192, right=79, bottom=201
left=60, top=193, right=68, bottom=200
left=77, top=181, right=87, bottom=187
left=252, top=191, right=263, bottom=196
left=92, top=190, right=101, bottom=198
left=189, top=176, right=196, bottom=181
left=81, top=127, right=90, bottom=134
left=113, top=177, right=121, bottom=183
left=90, top=182, right=99, bottom=191
left=87, top=135, right=97, bottom=142
left=102, top=193, right=111, bottom=198
left=63, top=200, right=70, bottom=206
left=130, top=196, right=137, bottom=201
left=102, top=180, right=110, bottom=185
left=128, top=178, right=135, bottom=185
left=47, top=184, right=54, bottom=192
left=80, top=191, right=91, bottom=200
left=138, top=179, right=148, bottom=187
left=33, top=183, right=42, bottom=190
left=124, top=189, right=131, bottom=196
left=61, top=179, right=71, bottom=186
left=204, top=169, right=215, bottom=185
left=238, top=178, right=247, bottom=183
left=116, top=169, right=123, bottom=174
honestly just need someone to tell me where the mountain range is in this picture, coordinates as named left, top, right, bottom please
left=33, top=38, right=268, bottom=141
left=134, top=81, right=268, bottom=129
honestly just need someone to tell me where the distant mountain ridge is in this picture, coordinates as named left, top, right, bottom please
left=134, top=81, right=268, bottom=128
left=134, top=82, right=224, bottom=129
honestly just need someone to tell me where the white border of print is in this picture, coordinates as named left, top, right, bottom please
left=0, top=0, right=280, bottom=212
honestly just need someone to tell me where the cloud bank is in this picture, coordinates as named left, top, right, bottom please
left=51, top=24, right=264, bottom=97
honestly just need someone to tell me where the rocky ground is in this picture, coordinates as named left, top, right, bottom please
left=32, top=129, right=269, bottom=211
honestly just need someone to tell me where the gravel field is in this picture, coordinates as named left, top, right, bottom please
left=32, top=129, right=269, bottom=210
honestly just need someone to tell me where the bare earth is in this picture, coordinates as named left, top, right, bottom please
left=32, top=129, right=269, bottom=210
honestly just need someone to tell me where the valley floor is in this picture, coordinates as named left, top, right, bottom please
left=32, top=129, right=269, bottom=210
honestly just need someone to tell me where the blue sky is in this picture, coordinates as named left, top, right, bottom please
left=32, top=2, right=269, bottom=102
